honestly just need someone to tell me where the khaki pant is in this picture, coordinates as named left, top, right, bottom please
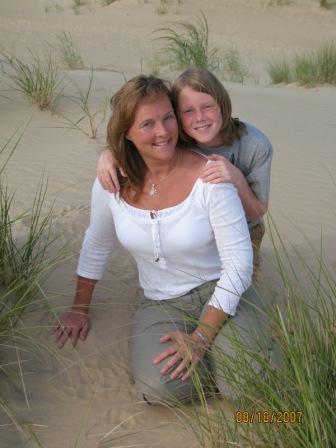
left=131, top=282, right=216, bottom=404
left=250, top=222, right=265, bottom=282
left=131, top=289, right=270, bottom=404
left=131, top=223, right=268, bottom=404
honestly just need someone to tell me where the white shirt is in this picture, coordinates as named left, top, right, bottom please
left=77, top=178, right=253, bottom=315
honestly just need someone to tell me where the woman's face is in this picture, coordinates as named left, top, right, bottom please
left=126, top=94, right=178, bottom=164
left=177, top=87, right=224, bottom=147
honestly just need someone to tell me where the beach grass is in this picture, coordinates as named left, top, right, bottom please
left=155, top=13, right=222, bottom=72
left=56, top=32, right=85, bottom=70
left=268, top=0, right=291, bottom=5
left=72, top=0, right=88, bottom=6
left=221, top=47, right=251, bottom=84
left=0, top=125, right=63, bottom=345
left=177, top=219, right=336, bottom=447
left=99, top=0, right=118, bottom=5
left=58, top=69, right=109, bottom=139
left=268, top=43, right=336, bottom=86
left=0, top=50, right=63, bottom=111
left=156, top=5, right=168, bottom=15
left=267, top=59, right=292, bottom=84
left=0, top=128, right=68, bottom=443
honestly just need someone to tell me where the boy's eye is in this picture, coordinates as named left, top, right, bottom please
left=181, top=109, right=192, bottom=114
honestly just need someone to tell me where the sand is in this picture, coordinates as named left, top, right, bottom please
left=1, top=0, right=336, bottom=446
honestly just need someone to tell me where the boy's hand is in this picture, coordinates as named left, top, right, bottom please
left=200, top=154, right=241, bottom=186
left=97, top=149, right=126, bottom=193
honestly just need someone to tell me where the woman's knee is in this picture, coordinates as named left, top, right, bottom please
left=134, top=374, right=197, bottom=405
left=133, top=356, right=214, bottom=405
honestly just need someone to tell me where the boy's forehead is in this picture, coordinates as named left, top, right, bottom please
left=178, top=88, right=216, bottom=104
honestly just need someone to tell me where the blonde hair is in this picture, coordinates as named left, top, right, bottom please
left=171, top=68, right=246, bottom=146
left=107, top=75, right=172, bottom=199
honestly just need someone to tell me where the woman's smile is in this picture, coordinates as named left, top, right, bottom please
left=127, top=94, right=178, bottom=162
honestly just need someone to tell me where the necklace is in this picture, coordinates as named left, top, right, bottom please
left=148, top=152, right=179, bottom=197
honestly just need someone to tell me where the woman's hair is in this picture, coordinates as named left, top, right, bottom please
left=171, top=68, right=246, bottom=146
left=107, top=75, right=172, bottom=199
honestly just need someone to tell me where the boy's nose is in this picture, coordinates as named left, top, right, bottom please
left=195, top=109, right=205, bottom=121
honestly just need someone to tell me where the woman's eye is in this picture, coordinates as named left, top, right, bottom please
left=165, top=114, right=175, bottom=121
left=141, top=122, right=152, bottom=128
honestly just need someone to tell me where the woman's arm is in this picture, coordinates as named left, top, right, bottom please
left=153, top=305, right=228, bottom=381
left=154, top=183, right=253, bottom=380
left=54, top=276, right=96, bottom=348
left=54, top=179, right=118, bottom=348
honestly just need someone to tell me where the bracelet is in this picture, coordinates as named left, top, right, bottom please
left=194, top=330, right=211, bottom=347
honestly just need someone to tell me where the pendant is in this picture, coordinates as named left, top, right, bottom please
left=149, top=183, right=157, bottom=196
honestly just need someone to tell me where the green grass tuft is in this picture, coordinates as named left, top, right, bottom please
left=99, top=0, right=118, bottom=5
left=221, top=47, right=250, bottom=84
left=268, top=43, right=336, bottom=86
left=0, top=125, right=66, bottom=338
left=268, top=0, right=291, bottom=5
left=155, top=13, right=222, bottom=72
left=56, top=31, right=85, bottom=70
left=0, top=127, right=69, bottom=443
left=156, top=5, right=168, bottom=15
left=178, top=217, right=336, bottom=447
left=267, top=59, right=292, bottom=84
left=72, top=0, right=88, bottom=6
left=57, top=69, right=109, bottom=139
left=0, top=50, right=63, bottom=111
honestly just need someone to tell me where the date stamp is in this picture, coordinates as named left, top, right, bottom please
left=235, top=410, right=303, bottom=424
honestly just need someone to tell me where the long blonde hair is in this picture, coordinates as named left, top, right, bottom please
left=107, top=75, right=172, bottom=199
left=171, top=68, right=246, bottom=146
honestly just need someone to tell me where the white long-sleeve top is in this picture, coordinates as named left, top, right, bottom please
left=77, top=178, right=253, bottom=316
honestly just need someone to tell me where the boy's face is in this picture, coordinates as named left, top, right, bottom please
left=178, top=87, right=224, bottom=148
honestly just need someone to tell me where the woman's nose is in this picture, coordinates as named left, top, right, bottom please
left=155, top=121, right=169, bottom=135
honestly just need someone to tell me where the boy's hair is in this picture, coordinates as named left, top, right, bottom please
left=107, top=75, right=173, bottom=199
left=171, top=68, right=246, bottom=146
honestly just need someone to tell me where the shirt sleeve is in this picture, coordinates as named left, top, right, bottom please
left=77, top=178, right=118, bottom=280
left=205, top=183, right=253, bottom=315
left=244, top=136, right=273, bottom=204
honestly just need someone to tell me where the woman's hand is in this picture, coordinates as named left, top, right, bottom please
left=153, top=330, right=208, bottom=381
left=200, top=154, right=242, bottom=186
left=97, top=149, right=125, bottom=193
left=54, top=310, right=91, bottom=348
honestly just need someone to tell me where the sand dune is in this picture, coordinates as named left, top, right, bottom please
left=1, top=0, right=336, bottom=446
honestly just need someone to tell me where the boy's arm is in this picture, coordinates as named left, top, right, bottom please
left=199, top=154, right=268, bottom=221
left=97, top=149, right=121, bottom=193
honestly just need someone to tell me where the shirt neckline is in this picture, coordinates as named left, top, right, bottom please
left=119, top=177, right=203, bottom=218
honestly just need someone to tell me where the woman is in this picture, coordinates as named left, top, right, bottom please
left=54, top=75, right=253, bottom=404
left=97, top=68, right=273, bottom=279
